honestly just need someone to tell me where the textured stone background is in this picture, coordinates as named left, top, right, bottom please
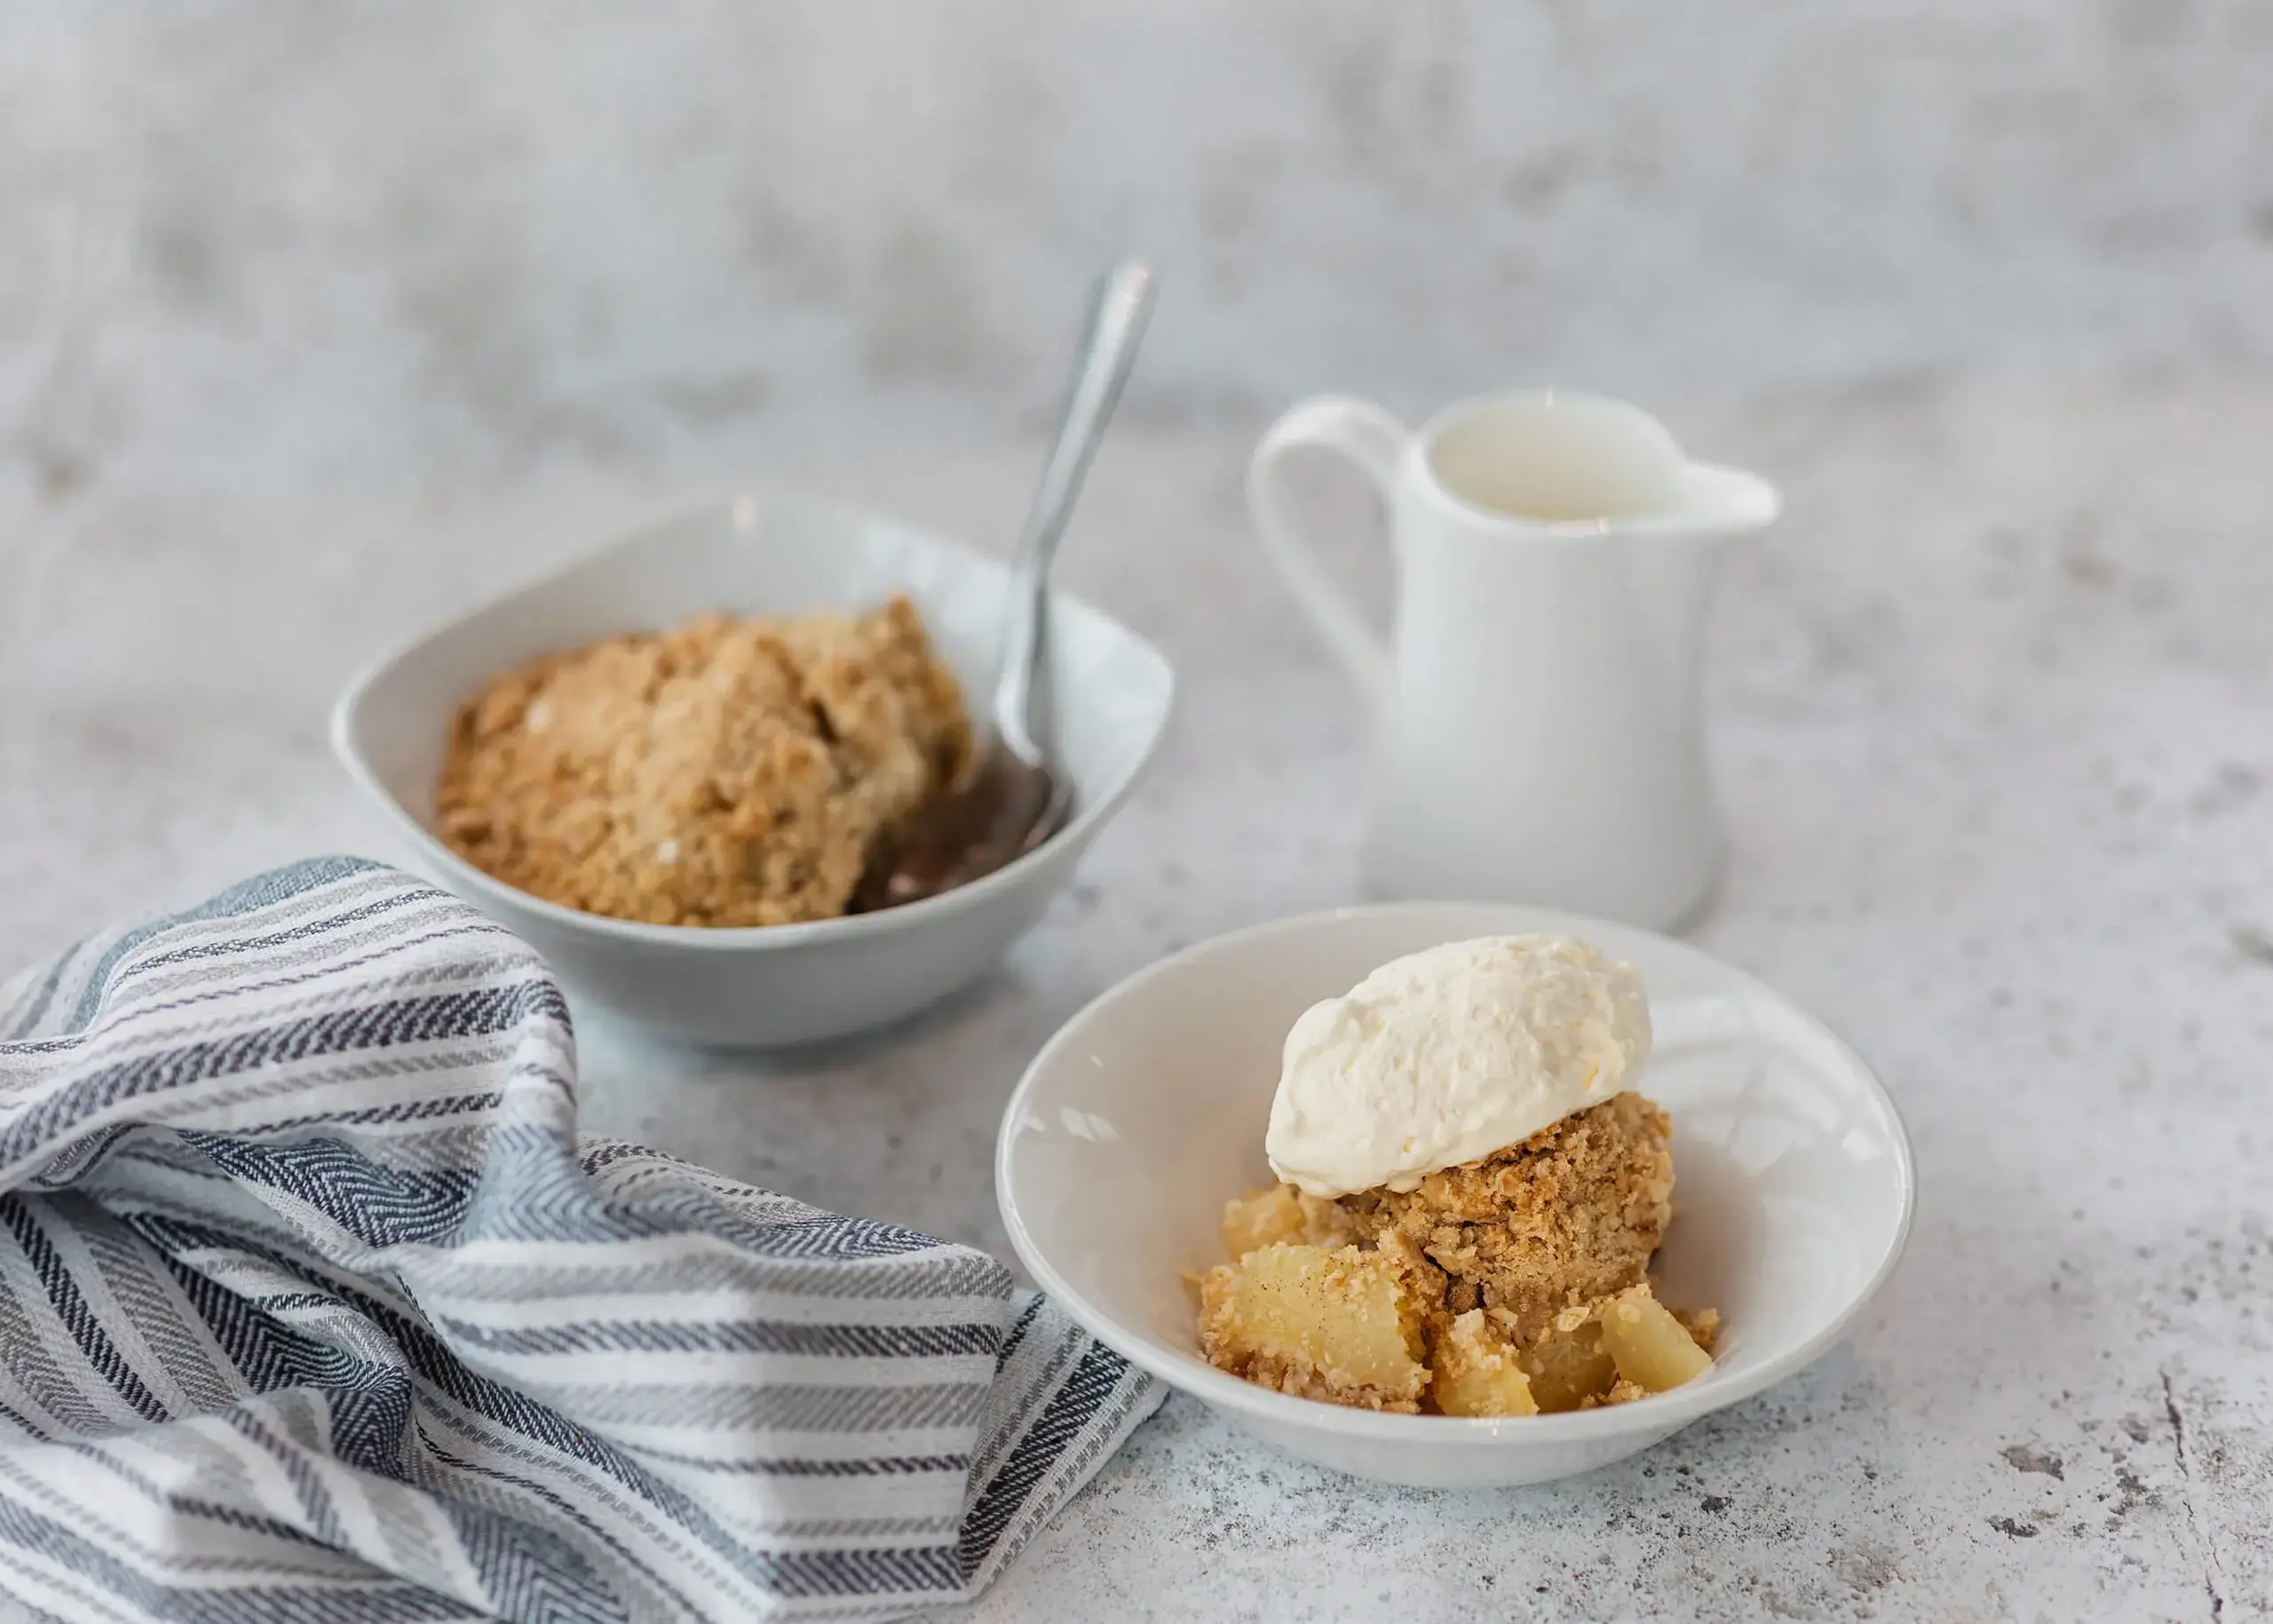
left=4, top=5, right=2272, bottom=1619
left=6, top=0, right=2273, bottom=496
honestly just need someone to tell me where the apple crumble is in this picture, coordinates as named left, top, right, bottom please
left=1196, top=934, right=1717, bottom=1416
left=1200, top=1092, right=1716, bottom=1414
left=436, top=599, right=970, bottom=927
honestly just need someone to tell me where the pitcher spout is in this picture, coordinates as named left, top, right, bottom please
left=1618, top=461, right=1780, bottom=697
left=1671, top=460, right=1781, bottom=539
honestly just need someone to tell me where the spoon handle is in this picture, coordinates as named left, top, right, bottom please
left=993, top=260, right=1157, bottom=757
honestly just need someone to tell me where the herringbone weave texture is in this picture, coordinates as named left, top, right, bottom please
left=0, top=858, right=1160, bottom=1621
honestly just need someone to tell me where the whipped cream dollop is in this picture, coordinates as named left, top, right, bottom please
left=1263, top=934, right=1652, bottom=1199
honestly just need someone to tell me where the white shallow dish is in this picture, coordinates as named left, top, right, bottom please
left=997, top=902, right=1914, bottom=1488
left=332, top=491, right=1174, bottom=1047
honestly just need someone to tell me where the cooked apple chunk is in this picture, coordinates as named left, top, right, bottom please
left=1222, top=1184, right=1356, bottom=1260
left=1430, top=1309, right=1540, bottom=1417
left=1513, top=1304, right=1618, bottom=1413
left=1198, top=1243, right=1430, bottom=1411
left=1598, top=1283, right=1714, bottom=1393
left=1222, top=1184, right=1303, bottom=1257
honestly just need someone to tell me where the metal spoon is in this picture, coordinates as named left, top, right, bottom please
left=859, top=259, right=1156, bottom=911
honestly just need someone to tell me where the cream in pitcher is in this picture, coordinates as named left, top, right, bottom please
left=1247, top=390, right=1778, bottom=930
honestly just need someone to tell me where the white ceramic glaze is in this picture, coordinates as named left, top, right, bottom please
left=332, top=491, right=1175, bottom=1047
left=1247, top=392, right=1780, bottom=930
left=996, top=902, right=1913, bottom=1489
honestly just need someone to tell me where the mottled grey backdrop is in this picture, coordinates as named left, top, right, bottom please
left=4, top=0, right=2270, bottom=490
left=3, top=13, right=2272, bottom=1611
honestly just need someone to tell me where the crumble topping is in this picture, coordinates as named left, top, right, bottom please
left=1341, top=1089, right=1675, bottom=1344
left=436, top=599, right=969, bottom=927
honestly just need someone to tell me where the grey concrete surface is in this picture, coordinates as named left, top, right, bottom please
left=2, top=376, right=2268, bottom=1619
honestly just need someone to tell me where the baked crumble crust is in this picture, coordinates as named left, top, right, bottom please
left=436, top=599, right=969, bottom=927
left=1339, top=1090, right=1675, bottom=1345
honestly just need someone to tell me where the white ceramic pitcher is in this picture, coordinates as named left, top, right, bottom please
left=1247, top=389, right=1778, bottom=930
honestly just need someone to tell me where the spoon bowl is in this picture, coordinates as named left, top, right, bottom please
left=856, top=751, right=1069, bottom=912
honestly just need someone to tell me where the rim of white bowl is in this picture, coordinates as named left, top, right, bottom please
left=328, top=489, right=1176, bottom=950
left=996, top=900, right=1917, bottom=1444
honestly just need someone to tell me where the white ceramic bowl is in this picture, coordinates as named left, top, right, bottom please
left=997, top=902, right=1914, bottom=1488
left=331, top=491, right=1174, bottom=1047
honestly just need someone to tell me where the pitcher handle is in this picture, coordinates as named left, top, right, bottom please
left=1247, top=395, right=1407, bottom=705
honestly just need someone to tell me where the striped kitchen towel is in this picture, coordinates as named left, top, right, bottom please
left=0, top=857, right=1160, bottom=1622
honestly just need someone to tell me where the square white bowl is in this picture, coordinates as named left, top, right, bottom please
left=997, top=902, right=1914, bottom=1488
left=331, top=490, right=1175, bottom=1047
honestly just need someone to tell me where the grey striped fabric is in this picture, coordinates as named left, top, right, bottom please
left=0, top=858, right=1160, bottom=1621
